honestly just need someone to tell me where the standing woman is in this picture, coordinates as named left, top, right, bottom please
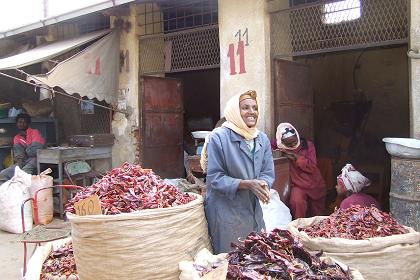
left=275, top=123, right=326, bottom=219
left=201, top=90, right=275, bottom=254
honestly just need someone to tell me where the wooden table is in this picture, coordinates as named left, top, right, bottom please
left=37, top=147, right=112, bottom=217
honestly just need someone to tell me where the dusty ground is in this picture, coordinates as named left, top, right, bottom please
left=0, top=219, right=66, bottom=279
left=0, top=229, right=27, bottom=279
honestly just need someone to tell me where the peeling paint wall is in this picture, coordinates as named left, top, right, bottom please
left=111, top=4, right=140, bottom=167
left=410, top=1, right=420, bottom=138
left=218, top=0, right=273, bottom=135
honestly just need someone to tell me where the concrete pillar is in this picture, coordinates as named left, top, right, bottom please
left=218, top=0, right=273, bottom=134
left=409, top=1, right=420, bottom=139
left=111, top=3, right=140, bottom=166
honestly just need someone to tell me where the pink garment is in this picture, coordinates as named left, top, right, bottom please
left=289, top=187, right=325, bottom=219
left=289, top=140, right=326, bottom=200
left=340, top=193, right=381, bottom=210
left=13, top=127, right=45, bottom=146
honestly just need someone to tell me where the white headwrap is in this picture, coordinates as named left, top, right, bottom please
left=275, top=123, right=300, bottom=150
left=200, top=90, right=260, bottom=172
left=337, top=164, right=371, bottom=193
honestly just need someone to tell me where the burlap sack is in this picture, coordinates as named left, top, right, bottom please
left=288, top=216, right=420, bottom=280
left=67, top=194, right=211, bottom=280
left=30, top=169, right=54, bottom=225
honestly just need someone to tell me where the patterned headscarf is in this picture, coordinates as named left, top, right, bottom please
left=337, top=164, right=371, bottom=193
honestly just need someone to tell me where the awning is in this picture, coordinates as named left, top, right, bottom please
left=0, top=29, right=109, bottom=70
left=30, top=30, right=120, bottom=105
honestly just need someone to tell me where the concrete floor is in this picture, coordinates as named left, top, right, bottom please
left=0, top=229, right=28, bottom=279
left=0, top=219, right=65, bottom=280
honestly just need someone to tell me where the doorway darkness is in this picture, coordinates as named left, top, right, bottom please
left=167, top=68, right=220, bottom=155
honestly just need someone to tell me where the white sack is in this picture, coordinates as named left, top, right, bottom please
left=0, top=166, right=33, bottom=233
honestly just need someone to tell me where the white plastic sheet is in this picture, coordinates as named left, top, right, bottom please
left=0, top=30, right=108, bottom=70
left=31, top=30, right=120, bottom=105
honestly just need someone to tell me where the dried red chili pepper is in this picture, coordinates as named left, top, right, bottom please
left=40, top=243, right=77, bottom=280
left=302, top=205, right=408, bottom=240
left=226, top=228, right=352, bottom=279
left=65, top=162, right=196, bottom=215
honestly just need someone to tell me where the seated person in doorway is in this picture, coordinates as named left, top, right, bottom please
left=0, top=113, right=45, bottom=184
left=274, top=123, right=326, bottom=219
left=336, top=163, right=381, bottom=210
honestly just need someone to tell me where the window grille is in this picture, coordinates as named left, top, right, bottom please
left=80, top=99, right=112, bottom=135
left=137, top=0, right=218, bottom=36
left=270, top=0, right=408, bottom=58
left=140, top=25, right=219, bottom=74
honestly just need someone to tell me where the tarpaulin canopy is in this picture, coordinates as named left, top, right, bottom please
left=0, top=29, right=109, bottom=70
left=30, top=30, right=120, bottom=104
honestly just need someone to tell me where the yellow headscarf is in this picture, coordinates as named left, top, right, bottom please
left=200, top=90, right=260, bottom=172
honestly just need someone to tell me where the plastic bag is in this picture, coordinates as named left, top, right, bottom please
left=260, top=189, right=292, bottom=231
left=0, top=166, right=33, bottom=233
left=31, top=168, right=53, bottom=225
left=8, top=107, right=23, bottom=118
left=179, top=248, right=227, bottom=280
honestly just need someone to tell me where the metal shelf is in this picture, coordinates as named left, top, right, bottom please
left=0, top=117, right=55, bottom=123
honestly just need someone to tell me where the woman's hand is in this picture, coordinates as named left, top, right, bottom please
left=239, top=179, right=271, bottom=204
left=280, top=150, right=297, bottom=161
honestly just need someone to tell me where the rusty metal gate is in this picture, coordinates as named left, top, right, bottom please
left=270, top=0, right=408, bottom=58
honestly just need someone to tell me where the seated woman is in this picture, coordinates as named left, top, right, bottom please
left=336, top=163, right=381, bottom=210
left=274, top=123, right=326, bottom=219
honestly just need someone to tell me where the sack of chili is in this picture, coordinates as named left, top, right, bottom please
left=288, top=206, right=420, bottom=280
left=24, top=237, right=77, bottom=280
left=66, top=163, right=211, bottom=280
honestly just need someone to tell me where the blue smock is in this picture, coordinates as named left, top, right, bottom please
left=204, top=127, right=275, bottom=253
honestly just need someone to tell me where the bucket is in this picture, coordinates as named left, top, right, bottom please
left=389, top=157, right=420, bottom=231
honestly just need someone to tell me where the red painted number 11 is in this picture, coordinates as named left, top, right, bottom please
left=227, top=40, right=246, bottom=75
